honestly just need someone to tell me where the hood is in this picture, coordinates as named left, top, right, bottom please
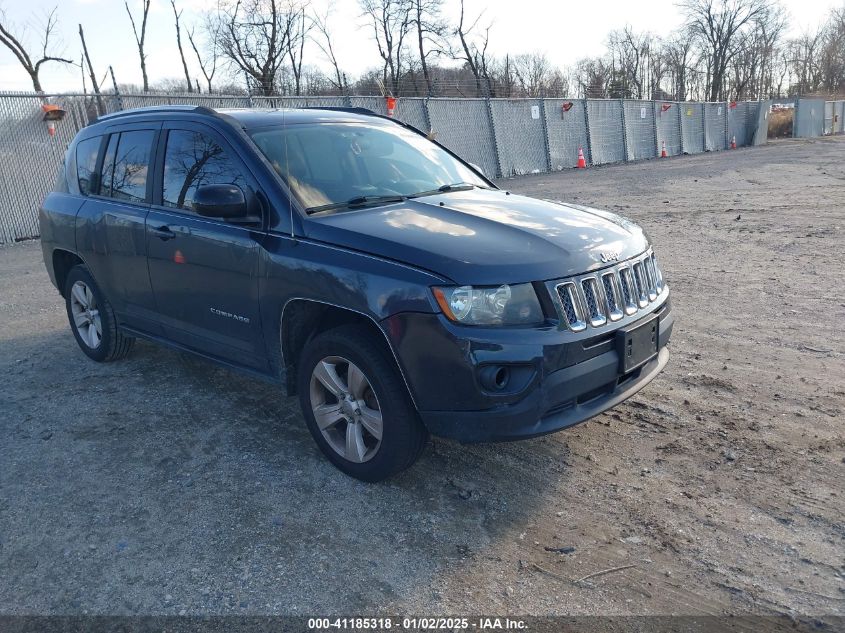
left=302, top=188, right=650, bottom=285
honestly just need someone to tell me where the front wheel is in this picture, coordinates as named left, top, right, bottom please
left=297, top=324, right=428, bottom=482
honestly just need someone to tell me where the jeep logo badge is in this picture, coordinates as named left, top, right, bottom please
left=600, top=250, right=620, bottom=263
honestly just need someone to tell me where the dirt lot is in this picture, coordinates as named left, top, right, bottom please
left=1, top=137, right=843, bottom=623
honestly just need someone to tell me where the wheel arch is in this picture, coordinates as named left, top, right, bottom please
left=279, top=298, right=417, bottom=408
left=51, top=249, right=86, bottom=298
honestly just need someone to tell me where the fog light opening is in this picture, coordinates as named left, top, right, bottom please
left=480, top=365, right=511, bottom=392
left=494, top=366, right=510, bottom=390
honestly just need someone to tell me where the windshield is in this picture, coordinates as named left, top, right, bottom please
left=249, top=120, right=490, bottom=213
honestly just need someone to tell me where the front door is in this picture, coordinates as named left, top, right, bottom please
left=145, top=121, right=268, bottom=370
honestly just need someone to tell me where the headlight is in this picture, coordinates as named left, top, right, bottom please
left=432, top=283, right=544, bottom=326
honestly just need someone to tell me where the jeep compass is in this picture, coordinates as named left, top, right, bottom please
left=40, top=105, right=673, bottom=481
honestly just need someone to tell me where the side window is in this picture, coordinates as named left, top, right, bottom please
left=76, top=136, right=101, bottom=195
left=99, top=134, right=118, bottom=197
left=110, top=130, right=155, bottom=203
left=162, top=130, right=247, bottom=212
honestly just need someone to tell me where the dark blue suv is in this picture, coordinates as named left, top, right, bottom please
left=40, top=105, right=673, bottom=481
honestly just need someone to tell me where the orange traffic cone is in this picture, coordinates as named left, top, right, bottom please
left=730, top=135, right=737, bottom=149
left=576, top=146, right=586, bottom=169
left=660, top=140, right=667, bottom=158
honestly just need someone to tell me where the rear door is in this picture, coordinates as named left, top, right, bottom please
left=74, top=123, right=161, bottom=333
left=145, top=121, right=268, bottom=370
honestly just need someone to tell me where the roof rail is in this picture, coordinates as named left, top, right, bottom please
left=90, top=104, right=219, bottom=125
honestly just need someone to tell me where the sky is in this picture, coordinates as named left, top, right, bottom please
left=0, top=0, right=841, bottom=93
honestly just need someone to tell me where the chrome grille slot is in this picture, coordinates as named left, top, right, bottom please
left=556, top=282, right=587, bottom=332
left=601, top=272, right=624, bottom=321
left=651, top=254, right=663, bottom=292
left=581, top=277, right=607, bottom=327
left=549, top=249, right=666, bottom=332
left=618, top=267, right=637, bottom=315
left=643, top=258, right=658, bottom=301
left=632, top=262, right=649, bottom=307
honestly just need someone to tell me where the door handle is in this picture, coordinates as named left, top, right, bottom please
left=151, top=225, right=176, bottom=241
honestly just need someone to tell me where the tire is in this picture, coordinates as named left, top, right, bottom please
left=64, top=265, right=135, bottom=362
left=297, top=324, right=428, bottom=482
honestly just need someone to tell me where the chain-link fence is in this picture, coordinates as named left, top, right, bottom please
left=0, top=91, right=771, bottom=244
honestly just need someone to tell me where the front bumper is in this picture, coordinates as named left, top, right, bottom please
left=421, top=346, right=669, bottom=442
left=384, top=294, right=672, bottom=443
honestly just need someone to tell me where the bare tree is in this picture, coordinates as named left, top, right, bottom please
left=786, top=28, right=823, bottom=94
left=409, top=0, right=447, bottom=95
left=170, top=0, right=193, bottom=92
left=511, top=53, right=552, bottom=96
left=607, top=26, right=654, bottom=98
left=573, top=57, right=613, bottom=98
left=312, top=4, right=347, bottom=92
left=359, top=0, right=413, bottom=96
left=125, top=0, right=151, bottom=92
left=663, top=30, right=695, bottom=100
left=453, top=0, right=493, bottom=97
left=188, top=13, right=221, bottom=93
left=0, top=5, right=74, bottom=92
left=77, top=24, right=104, bottom=112
left=216, top=0, right=293, bottom=96
left=818, top=4, right=845, bottom=94
left=284, top=3, right=312, bottom=96
left=679, top=0, right=769, bottom=101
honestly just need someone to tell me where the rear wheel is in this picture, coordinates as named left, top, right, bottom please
left=64, top=265, right=134, bottom=362
left=297, top=324, right=427, bottom=481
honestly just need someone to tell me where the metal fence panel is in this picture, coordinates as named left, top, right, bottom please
left=794, top=99, right=826, bottom=138
left=426, top=98, right=499, bottom=179
left=349, top=96, right=387, bottom=115
left=729, top=101, right=756, bottom=146
left=544, top=99, right=590, bottom=169
left=118, top=93, right=252, bottom=109
left=587, top=100, right=625, bottom=165
left=680, top=103, right=705, bottom=154
left=837, top=101, right=845, bottom=134
left=654, top=102, right=681, bottom=157
left=393, top=98, right=429, bottom=132
left=824, top=101, right=834, bottom=135
left=490, top=99, right=548, bottom=176
left=252, top=96, right=309, bottom=108
left=703, top=102, right=727, bottom=151
left=623, top=100, right=656, bottom=160
left=0, top=94, right=95, bottom=244
left=751, top=100, right=771, bottom=145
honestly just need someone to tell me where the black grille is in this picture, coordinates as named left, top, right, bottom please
left=557, top=285, right=579, bottom=325
left=582, top=279, right=599, bottom=318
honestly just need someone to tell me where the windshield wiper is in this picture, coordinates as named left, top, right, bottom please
left=306, top=194, right=407, bottom=215
left=407, top=182, right=482, bottom=199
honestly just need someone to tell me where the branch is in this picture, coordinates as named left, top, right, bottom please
left=0, top=20, right=35, bottom=72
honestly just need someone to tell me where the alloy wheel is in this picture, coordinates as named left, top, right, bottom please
left=309, top=355, right=383, bottom=463
left=69, top=280, right=102, bottom=349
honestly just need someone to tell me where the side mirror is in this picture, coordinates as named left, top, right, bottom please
left=193, top=184, right=249, bottom=220
left=469, top=162, right=485, bottom=178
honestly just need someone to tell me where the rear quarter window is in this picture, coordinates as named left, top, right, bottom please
left=76, top=136, right=101, bottom=195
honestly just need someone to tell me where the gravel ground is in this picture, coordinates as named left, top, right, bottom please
left=1, top=137, right=843, bottom=622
